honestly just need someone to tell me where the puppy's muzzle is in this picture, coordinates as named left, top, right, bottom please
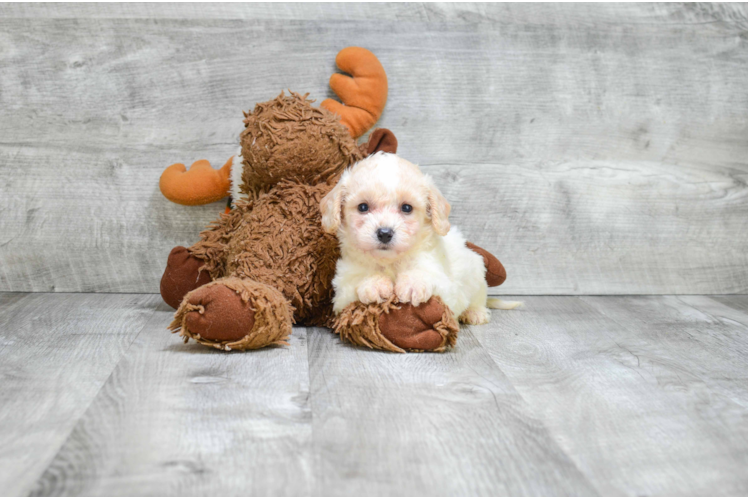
left=376, top=227, right=394, bottom=244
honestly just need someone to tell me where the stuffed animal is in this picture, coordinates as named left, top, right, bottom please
left=158, top=47, right=507, bottom=352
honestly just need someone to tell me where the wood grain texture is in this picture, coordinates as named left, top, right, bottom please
left=3, top=3, right=748, bottom=26
left=0, top=292, right=160, bottom=496
left=305, top=325, right=596, bottom=496
left=696, top=295, right=748, bottom=312
left=1, top=3, right=747, bottom=294
left=31, top=304, right=314, bottom=496
left=3, top=293, right=748, bottom=494
left=474, top=296, right=748, bottom=495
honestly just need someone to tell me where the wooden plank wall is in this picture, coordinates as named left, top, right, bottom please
left=1, top=3, right=747, bottom=294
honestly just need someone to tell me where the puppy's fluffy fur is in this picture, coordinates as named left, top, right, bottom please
left=321, top=153, right=513, bottom=325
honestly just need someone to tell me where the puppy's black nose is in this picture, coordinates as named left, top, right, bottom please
left=376, top=227, right=394, bottom=244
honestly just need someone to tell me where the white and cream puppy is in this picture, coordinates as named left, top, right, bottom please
left=321, top=152, right=514, bottom=325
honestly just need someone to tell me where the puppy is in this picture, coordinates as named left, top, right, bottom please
left=321, top=152, right=518, bottom=325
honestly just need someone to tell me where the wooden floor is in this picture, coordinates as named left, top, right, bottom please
left=0, top=293, right=746, bottom=496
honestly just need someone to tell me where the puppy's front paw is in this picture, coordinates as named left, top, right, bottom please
left=395, top=276, right=433, bottom=307
left=357, top=276, right=395, bottom=304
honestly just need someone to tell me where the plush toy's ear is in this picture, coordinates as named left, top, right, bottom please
left=320, top=179, right=345, bottom=234
left=366, top=128, right=398, bottom=155
left=426, top=177, right=451, bottom=236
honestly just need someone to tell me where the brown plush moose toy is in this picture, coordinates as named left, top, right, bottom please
left=158, top=47, right=506, bottom=352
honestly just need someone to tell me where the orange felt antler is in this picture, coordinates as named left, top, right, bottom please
left=159, top=157, right=233, bottom=206
left=321, top=47, right=388, bottom=139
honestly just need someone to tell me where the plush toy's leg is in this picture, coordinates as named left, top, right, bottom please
left=169, top=277, right=293, bottom=351
left=465, top=242, right=506, bottom=287
left=333, top=296, right=459, bottom=353
left=160, top=246, right=212, bottom=309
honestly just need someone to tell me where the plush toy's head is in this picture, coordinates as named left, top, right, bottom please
left=159, top=47, right=394, bottom=206
left=237, top=92, right=363, bottom=195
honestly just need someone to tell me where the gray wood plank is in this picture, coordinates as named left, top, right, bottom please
left=694, top=294, right=748, bottom=318
left=474, top=296, right=748, bottom=495
left=31, top=305, right=314, bottom=496
left=3, top=3, right=747, bottom=26
left=583, top=295, right=748, bottom=406
left=305, top=326, right=596, bottom=496
left=658, top=295, right=748, bottom=402
left=0, top=293, right=160, bottom=496
left=437, top=160, right=748, bottom=294
left=1, top=6, right=748, bottom=294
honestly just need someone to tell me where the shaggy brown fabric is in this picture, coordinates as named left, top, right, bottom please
left=189, top=182, right=340, bottom=327
left=225, top=182, right=342, bottom=325
left=187, top=200, right=250, bottom=280
left=170, top=277, right=292, bottom=351
left=160, top=246, right=212, bottom=309
left=466, top=241, right=507, bottom=287
left=173, top=93, right=365, bottom=351
left=333, top=296, right=459, bottom=353
left=239, top=91, right=363, bottom=194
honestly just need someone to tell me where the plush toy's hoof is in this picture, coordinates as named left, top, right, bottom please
left=183, top=284, right=255, bottom=342
left=169, top=278, right=293, bottom=351
left=333, top=296, right=459, bottom=353
left=378, top=298, right=453, bottom=351
left=160, top=246, right=212, bottom=309
left=465, top=242, right=506, bottom=287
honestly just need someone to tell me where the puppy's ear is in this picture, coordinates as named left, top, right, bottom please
left=365, top=128, right=398, bottom=155
left=321, top=180, right=345, bottom=234
left=426, top=179, right=451, bottom=236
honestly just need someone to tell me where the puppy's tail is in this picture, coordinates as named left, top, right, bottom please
left=487, top=298, right=523, bottom=310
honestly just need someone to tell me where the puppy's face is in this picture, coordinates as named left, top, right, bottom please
left=321, top=153, right=451, bottom=261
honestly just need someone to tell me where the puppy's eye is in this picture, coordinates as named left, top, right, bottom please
left=357, top=203, right=369, bottom=213
left=401, top=203, right=413, bottom=213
